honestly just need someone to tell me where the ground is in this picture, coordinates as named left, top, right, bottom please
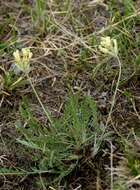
left=0, top=0, right=140, bottom=189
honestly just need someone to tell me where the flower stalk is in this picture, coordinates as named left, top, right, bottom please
left=13, top=48, right=53, bottom=126
left=99, top=36, right=121, bottom=125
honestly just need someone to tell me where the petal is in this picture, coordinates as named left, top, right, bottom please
left=99, top=46, right=110, bottom=54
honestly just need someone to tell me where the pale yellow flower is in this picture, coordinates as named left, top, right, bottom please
left=22, top=48, right=33, bottom=60
left=13, top=50, right=21, bottom=63
left=13, top=48, right=32, bottom=73
left=99, top=36, right=118, bottom=56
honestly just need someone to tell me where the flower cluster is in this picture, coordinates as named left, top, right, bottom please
left=13, top=48, right=33, bottom=73
left=99, top=36, right=118, bottom=57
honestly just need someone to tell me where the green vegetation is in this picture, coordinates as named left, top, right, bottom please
left=16, top=95, right=108, bottom=187
left=1, top=0, right=140, bottom=189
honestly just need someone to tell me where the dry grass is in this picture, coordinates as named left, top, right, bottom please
left=0, top=0, right=140, bottom=189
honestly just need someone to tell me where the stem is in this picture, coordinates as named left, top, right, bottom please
left=26, top=74, right=53, bottom=127
left=106, top=55, right=122, bottom=126
left=0, top=169, right=53, bottom=176
left=110, top=141, right=113, bottom=190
